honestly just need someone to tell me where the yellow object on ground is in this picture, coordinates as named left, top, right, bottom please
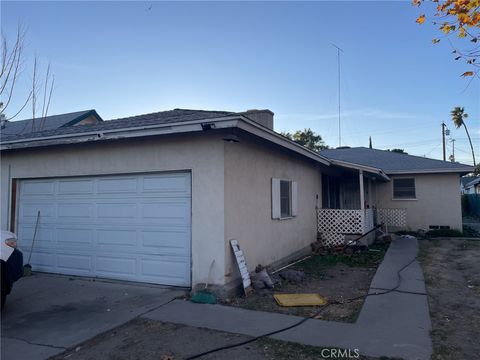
left=273, top=293, right=327, bottom=307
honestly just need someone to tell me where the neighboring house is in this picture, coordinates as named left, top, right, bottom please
left=0, top=109, right=473, bottom=294
left=461, top=176, right=480, bottom=194
left=0, top=110, right=103, bottom=136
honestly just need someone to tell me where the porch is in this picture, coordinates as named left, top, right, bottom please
left=318, top=165, right=406, bottom=247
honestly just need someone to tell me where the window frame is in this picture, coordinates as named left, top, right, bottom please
left=280, top=180, right=292, bottom=218
left=392, top=177, right=416, bottom=200
left=272, top=178, right=298, bottom=220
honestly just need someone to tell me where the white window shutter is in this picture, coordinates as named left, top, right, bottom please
left=291, top=181, right=298, bottom=217
left=272, top=178, right=281, bottom=219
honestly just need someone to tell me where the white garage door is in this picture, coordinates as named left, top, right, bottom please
left=16, top=172, right=191, bottom=286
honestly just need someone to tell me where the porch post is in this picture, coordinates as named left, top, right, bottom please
left=368, top=178, right=372, bottom=207
left=359, top=170, right=365, bottom=210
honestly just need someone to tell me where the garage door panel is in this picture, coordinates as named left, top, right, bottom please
left=140, top=256, right=190, bottom=285
left=57, top=203, right=94, bottom=219
left=143, top=174, right=191, bottom=195
left=97, top=202, right=137, bottom=220
left=56, top=253, right=92, bottom=273
left=21, top=180, right=55, bottom=196
left=30, top=251, right=56, bottom=271
left=17, top=173, right=191, bottom=286
left=20, top=202, right=55, bottom=218
left=56, top=228, right=93, bottom=246
left=141, top=230, right=190, bottom=256
left=58, top=179, right=94, bottom=194
left=96, top=229, right=138, bottom=247
left=18, top=226, right=55, bottom=248
left=95, top=256, right=137, bottom=277
left=97, top=177, right=138, bottom=194
left=141, top=201, right=191, bottom=224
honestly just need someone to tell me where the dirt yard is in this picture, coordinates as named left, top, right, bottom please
left=51, top=318, right=380, bottom=360
left=419, top=238, right=480, bottom=359
left=225, top=243, right=389, bottom=322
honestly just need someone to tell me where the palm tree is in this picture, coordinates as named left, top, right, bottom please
left=451, top=106, right=476, bottom=166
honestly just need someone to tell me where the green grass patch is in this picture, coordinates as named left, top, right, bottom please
left=294, top=243, right=389, bottom=273
left=426, top=229, right=468, bottom=238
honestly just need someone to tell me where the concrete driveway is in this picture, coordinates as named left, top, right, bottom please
left=1, top=273, right=186, bottom=360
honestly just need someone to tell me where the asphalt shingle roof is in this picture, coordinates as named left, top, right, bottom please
left=464, top=177, right=480, bottom=188
left=1, top=109, right=234, bottom=142
left=0, top=110, right=100, bottom=139
left=320, top=147, right=473, bottom=173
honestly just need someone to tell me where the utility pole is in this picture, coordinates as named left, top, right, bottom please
left=332, top=43, right=343, bottom=147
left=441, top=122, right=446, bottom=161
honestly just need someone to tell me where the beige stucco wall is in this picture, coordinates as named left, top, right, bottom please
left=223, top=135, right=323, bottom=286
left=0, top=133, right=226, bottom=286
left=374, top=173, right=463, bottom=231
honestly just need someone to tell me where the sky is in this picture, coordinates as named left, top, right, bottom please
left=1, top=1, right=479, bottom=164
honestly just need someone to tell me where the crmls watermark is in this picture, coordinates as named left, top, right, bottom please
left=320, top=348, right=360, bottom=359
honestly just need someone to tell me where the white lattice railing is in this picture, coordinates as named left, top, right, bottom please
left=376, top=208, right=407, bottom=227
left=317, top=209, right=375, bottom=235
left=317, top=208, right=376, bottom=247
left=317, top=208, right=406, bottom=247
left=364, top=208, right=374, bottom=234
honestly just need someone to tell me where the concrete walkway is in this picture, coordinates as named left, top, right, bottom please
left=144, top=236, right=433, bottom=360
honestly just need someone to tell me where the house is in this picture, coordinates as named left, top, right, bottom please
left=319, top=147, right=472, bottom=232
left=461, top=176, right=480, bottom=194
left=0, top=109, right=473, bottom=294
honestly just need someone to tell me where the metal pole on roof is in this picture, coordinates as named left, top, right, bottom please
left=450, top=138, right=456, bottom=162
left=332, top=43, right=343, bottom=147
left=441, top=122, right=446, bottom=161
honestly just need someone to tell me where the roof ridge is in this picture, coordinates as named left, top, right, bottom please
left=107, top=108, right=234, bottom=122
left=13, top=109, right=96, bottom=123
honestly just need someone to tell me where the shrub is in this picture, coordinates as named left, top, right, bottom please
left=426, top=229, right=464, bottom=238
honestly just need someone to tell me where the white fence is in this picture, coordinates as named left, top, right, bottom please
left=317, top=208, right=404, bottom=247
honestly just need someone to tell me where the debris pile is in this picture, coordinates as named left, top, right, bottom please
left=251, top=264, right=274, bottom=289
left=278, top=269, right=305, bottom=283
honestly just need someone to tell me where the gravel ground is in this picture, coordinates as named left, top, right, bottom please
left=50, top=318, right=380, bottom=360
left=224, top=243, right=388, bottom=322
left=419, top=238, right=480, bottom=360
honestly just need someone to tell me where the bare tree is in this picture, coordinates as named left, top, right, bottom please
left=0, top=23, right=54, bottom=132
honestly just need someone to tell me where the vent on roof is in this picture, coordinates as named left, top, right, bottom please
left=336, top=146, right=351, bottom=149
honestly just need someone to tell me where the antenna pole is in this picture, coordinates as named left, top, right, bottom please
left=441, top=122, right=446, bottom=161
left=332, top=44, right=343, bottom=147
left=451, top=138, right=455, bottom=162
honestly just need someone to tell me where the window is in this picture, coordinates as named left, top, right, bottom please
left=272, top=178, right=298, bottom=219
left=393, top=178, right=416, bottom=199
left=280, top=180, right=292, bottom=218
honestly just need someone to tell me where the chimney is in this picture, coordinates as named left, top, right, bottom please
left=241, top=109, right=274, bottom=130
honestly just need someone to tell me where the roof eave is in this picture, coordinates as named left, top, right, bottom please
left=328, top=159, right=390, bottom=181
left=237, top=116, right=331, bottom=166
left=385, top=168, right=474, bottom=175
left=0, top=115, right=332, bottom=166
